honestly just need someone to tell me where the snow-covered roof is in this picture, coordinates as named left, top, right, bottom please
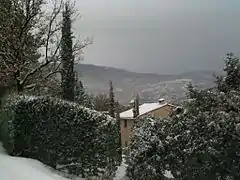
left=120, top=102, right=172, bottom=119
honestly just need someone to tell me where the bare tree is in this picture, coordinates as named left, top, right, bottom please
left=0, top=0, right=92, bottom=94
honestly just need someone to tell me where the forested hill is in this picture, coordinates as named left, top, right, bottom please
left=75, top=64, right=220, bottom=104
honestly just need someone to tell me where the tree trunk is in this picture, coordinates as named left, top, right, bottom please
left=15, top=71, right=24, bottom=93
left=16, top=81, right=24, bottom=93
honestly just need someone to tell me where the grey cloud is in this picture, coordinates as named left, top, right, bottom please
left=73, top=0, right=240, bottom=74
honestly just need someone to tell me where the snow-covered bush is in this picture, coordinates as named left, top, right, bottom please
left=127, top=90, right=240, bottom=180
left=1, top=95, right=121, bottom=178
left=165, top=89, right=240, bottom=180
left=126, top=116, right=173, bottom=180
left=127, top=54, right=240, bottom=180
left=216, top=53, right=240, bottom=92
left=0, top=92, right=14, bottom=150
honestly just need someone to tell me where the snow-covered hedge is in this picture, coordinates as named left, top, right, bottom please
left=1, top=95, right=121, bottom=178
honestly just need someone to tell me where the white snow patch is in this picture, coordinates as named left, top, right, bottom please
left=164, top=170, right=174, bottom=179
left=113, top=156, right=127, bottom=180
left=0, top=143, right=72, bottom=180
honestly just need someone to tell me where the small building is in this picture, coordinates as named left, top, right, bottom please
left=119, top=99, right=176, bottom=148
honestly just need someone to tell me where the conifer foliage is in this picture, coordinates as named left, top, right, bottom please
left=108, top=80, right=115, bottom=117
left=135, top=93, right=140, bottom=116
left=126, top=116, right=171, bottom=180
left=61, top=2, right=75, bottom=101
left=126, top=54, right=240, bottom=180
left=74, top=72, right=94, bottom=109
left=132, top=94, right=140, bottom=118
left=216, top=53, right=240, bottom=92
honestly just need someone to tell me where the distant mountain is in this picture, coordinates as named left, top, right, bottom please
left=75, top=64, right=220, bottom=105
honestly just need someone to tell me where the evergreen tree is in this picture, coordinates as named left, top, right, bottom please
left=108, top=80, right=115, bottom=117
left=115, top=101, right=122, bottom=158
left=216, top=53, right=240, bottom=92
left=61, top=2, right=75, bottom=101
left=132, top=101, right=137, bottom=118
left=74, top=72, right=94, bottom=109
left=135, top=93, right=140, bottom=116
left=93, top=93, right=127, bottom=112
left=126, top=116, right=169, bottom=180
left=126, top=54, right=240, bottom=180
left=93, top=93, right=109, bottom=111
left=132, top=94, right=139, bottom=118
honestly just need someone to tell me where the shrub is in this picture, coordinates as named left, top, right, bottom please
left=127, top=92, right=240, bottom=180
left=127, top=90, right=240, bottom=180
left=126, top=54, right=240, bottom=180
left=167, top=90, right=240, bottom=180
left=126, top=116, right=172, bottom=180
left=0, top=92, right=14, bottom=149
left=2, top=95, right=121, bottom=178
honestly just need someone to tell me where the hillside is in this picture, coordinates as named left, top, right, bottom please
left=75, top=64, right=219, bottom=104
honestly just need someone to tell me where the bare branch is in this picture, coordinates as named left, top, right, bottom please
left=0, top=52, right=17, bottom=71
left=0, top=0, right=91, bottom=93
left=45, top=0, right=63, bottom=63
left=20, top=37, right=62, bottom=86
left=18, top=0, right=63, bottom=86
left=73, top=37, right=93, bottom=62
left=43, top=69, right=61, bottom=81
left=25, top=67, right=61, bottom=90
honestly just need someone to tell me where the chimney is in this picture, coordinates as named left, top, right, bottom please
left=158, top=98, right=165, bottom=104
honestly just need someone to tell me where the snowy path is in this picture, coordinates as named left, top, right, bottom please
left=113, top=156, right=127, bottom=180
left=0, top=143, right=68, bottom=180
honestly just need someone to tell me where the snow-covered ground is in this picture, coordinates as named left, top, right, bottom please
left=113, top=156, right=127, bottom=180
left=0, top=142, right=127, bottom=180
left=1, top=142, right=172, bottom=180
left=112, top=155, right=174, bottom=180
left=0, top=143, right=70, bottom=180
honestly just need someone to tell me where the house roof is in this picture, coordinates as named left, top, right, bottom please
left=120, top=102, right=174, bottom=119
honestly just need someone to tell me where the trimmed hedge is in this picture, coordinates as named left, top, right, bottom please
left=1, top=95, right=121, bottom=177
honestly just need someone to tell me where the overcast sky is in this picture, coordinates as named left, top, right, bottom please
left=73, top=0, right=240, bottom=74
